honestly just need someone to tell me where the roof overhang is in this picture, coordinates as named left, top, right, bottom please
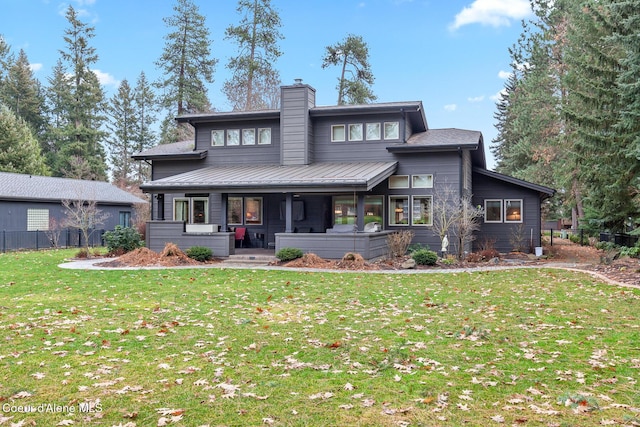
left=473, top=167, right=556, bottom=199
left=140, top=162, right=398, bottom=193
left=131, top=151, right=208, bottom=161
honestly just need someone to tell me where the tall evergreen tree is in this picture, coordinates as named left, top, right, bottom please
left=0, top=35, right=13, bottom=84
left=155, top=0, right=217, bottom=142
left=106, top=79, right=137, bottom=185
left=0, top=50, right=46, bottom=138
left=322, top=34, right=376, bottom=105
left=0, top=105, right=49, bottom=176
left=223, top=0, right=283, bottom=111
left=132, top=71, right=157, bottom=183
left=51, top=6, right=108, bottom=180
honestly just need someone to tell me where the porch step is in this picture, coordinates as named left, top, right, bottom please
left=222, top=254, right=277, bottom=266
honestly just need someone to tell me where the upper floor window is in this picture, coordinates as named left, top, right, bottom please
left=258, top=128, right=272, bottom=145
left=212, top=130, right=224, bottom=146
left=366, top=123, right=381, bottom=140
left=384, top=122, right=399, bottom=140
left=227, top=129, right=240, bottom=146
left=349, top=124, right=363, bottom=141
left=331, top=125, right=346, bottom=142
left=242, top=129, right=255, bottom=145
left=412, top=174, right=433, bottom=188
left=389, top=175, right=409, bottom=189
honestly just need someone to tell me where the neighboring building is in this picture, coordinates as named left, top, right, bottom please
left=134, top=81, right=554, bottom=258
left=0, top=172, right=146, bottom=235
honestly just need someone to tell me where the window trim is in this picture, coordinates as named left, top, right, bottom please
left=412, top=174, right=433, bottom=189
left=258, top=128, right=272, bottom=145
left=348, top=123, right=363, bottom=141
left=331, top=124, right=346, bottom=142
left=504, top=199, right=523, bottom=223
left=173, top=197, right=209, bottom=224
left=228, top=196, right=263, bottom=225
left=389, top=195, right=410, bottom=226
left=227, top=129, right=240, bottom=146
left=211, top=129, right=225, bottom=147
left=411, top=195, right=433, bottom=226
left=366, top=122, right=381, bottom=141
left=383, top=121, right=400, bottom=140
left=242, top=128, right=256, bottom=145
left=389, top=175, right=410, bottom=189
left=484, top=199, right=503, bottom=223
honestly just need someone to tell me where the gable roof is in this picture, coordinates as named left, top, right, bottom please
left=473, top=167, right=555, bottom=198
left=0, top=172, right=147, bottom=205
left=140, top=161, right=398, bottom=193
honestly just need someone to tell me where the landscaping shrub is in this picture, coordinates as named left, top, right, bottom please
left=412, top=248, right=438, bottom=265
left=276, top=247, right=304, bottom=262
left=186, top=246, right=213, bottom=262
left=387, top=230, right=415, bottom=258
left=103, top=225, right=143, bottom=255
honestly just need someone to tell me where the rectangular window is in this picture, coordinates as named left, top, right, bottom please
left=389, top=196, right=409, bottom=225
left=211, top=130, right=225, bottom=146
left=412, top=174, right=433, bottom=188
left=348, top=124, right=363, bottom=141
left=174, top=199, right=189, bottom=222
left=389, top=175, right=409, bottom=189
left=364, top=195, right=383, bottom=226
left=484, top=200, right=502, bottom=223
left=174, top=197, right=208, bottom=224
left=227, top=129, right=240, bottom=146
left=242, top=129, right=255, bottom=145
left=331, top=125, right=346, bottom=142
left=384, top=121, right=399, bottom=140
left=333, top=195, right=356, bottom=225
left=119, top=211, right=131, bottom=227
left=227, top=197, right=262, bottom=225
left=505, top=199, right=523, bottom=222
left=258, top=128, right=271, bottom=145
left=27, top=209, right=49, bottom=231
left=412, top=196, right=432, bottom=226
left=366, top=123, right=381, bottom=140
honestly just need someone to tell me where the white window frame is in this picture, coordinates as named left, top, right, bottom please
left=211, top=130, right=225, bottom=147
left=411, top=195, right=433, bottom=226
left=348, top=123, right=363, bottom=141
left=173, top=197, right=209, bottom=224
left=242, top=128, right=256, bottom=145
left=258, top=128, right=271, bottom=145
left=366, top=123, right=381, bottom=141
left=389, top=175, right=410, bottom=189
left=227, top=129, right=240, bottom=146
left=384, top=121, right=400, bottom=140
left=27, top=209, right=49, bottom=231
left=484, top=199, right=503, bottom=223
left=174, top=198, right=190, bottom=222
left=504, top=199, right=523, bottom=223
left=389, top=195, right=410, bottom=226
left=331, top=124, right=346, bottom=142
left=412, top=174, right=433, bottom=188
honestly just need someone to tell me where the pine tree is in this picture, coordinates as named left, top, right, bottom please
left=106, top=79, right=137, bottom=185
left=132, top=71, right=157, bottom=183
left=322, top=34, right=376, bottom=105
left=0, top=50, right=47, bottom=138
left=0, top=105, right=49, bottom=175
left=52, top=6, right=108, bottom=180
left=223, top=0, right=283, bottom=111
left=155, top=0, right=217, bottom=142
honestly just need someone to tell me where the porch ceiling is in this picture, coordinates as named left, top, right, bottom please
left=140, top=161, right=398, bottom=193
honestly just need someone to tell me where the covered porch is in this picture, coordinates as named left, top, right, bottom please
left=140, top=161, right=397, bottom=260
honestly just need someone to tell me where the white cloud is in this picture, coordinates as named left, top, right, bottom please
left=449, top=0, right=531, bottom=30
left=490, top=89, right=507, bottom=102
left=444, top=104, right=457, bottom=112
left=29, top=63, right=43, bottom=73
left=92, top=69, right=120, bottom=87
left=468, top=95, right=484, bottom=103
left=498, top=70, right=511, bottom=79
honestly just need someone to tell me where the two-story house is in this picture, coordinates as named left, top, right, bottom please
left=134, top=81, right=554, bottom=259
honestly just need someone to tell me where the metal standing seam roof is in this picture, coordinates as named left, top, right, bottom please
left=0, top=172, right=147, bottom=205
left=139, top=161, right=399, bottom=193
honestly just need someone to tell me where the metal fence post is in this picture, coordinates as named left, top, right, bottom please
left=550, top=228, right=553, bottom=246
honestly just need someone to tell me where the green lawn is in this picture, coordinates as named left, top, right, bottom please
left=0, top=249, right=639, bottom=426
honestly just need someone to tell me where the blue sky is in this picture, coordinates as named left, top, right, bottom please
left=2, top=0, right=533, bottom=169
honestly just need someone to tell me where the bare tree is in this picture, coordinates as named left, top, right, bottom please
left=62, top=196, right=110, bottom=256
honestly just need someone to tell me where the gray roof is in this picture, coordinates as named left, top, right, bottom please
left=140, top=161, right=398, bottom=193
left=473, top=167, right=555, bottom=197
left=132, top=140, right=207, bottom=161
left=0, top=172, right=147, bottom=205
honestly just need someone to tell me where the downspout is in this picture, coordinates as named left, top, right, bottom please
left=400, top=108, right=406, bottom=142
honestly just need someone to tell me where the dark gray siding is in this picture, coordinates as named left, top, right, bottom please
left=472, top=171, right=543, bottom=253
left=0, top=200, right=136, bottom=232
left=280, top=84, right=315, bottom=165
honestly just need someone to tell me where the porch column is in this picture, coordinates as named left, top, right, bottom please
left=285, top=193, right=294, bottom=233
left=356, top=193, right=365, bottom=231
left=221, top=194, right=228, bottom=231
